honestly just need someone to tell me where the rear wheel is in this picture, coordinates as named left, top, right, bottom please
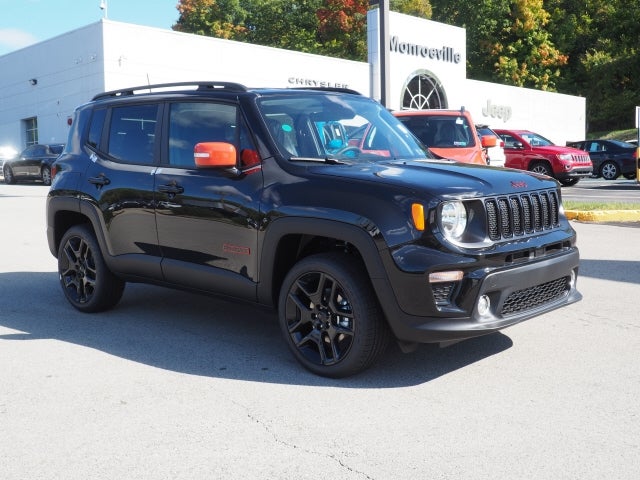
left=529, top=161, right=553, bottom=178
left=278, top=252, right=390, bottom=378
left=57, top=225, right=125, bottom=312
left=41, top=165, right=52, bottom=186
left=600, top=161, right=620, bottom=180
left=623, top=172, right=636, bottom=180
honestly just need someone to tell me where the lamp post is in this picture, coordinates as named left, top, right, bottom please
left=370, top=0, right=390, bottom=108
left=100, top=0, right=108, bottom=19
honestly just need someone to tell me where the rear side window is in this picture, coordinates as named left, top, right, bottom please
left=107, top=104, right=158, bottom=165
left=87, top=108, right=107, bottom=150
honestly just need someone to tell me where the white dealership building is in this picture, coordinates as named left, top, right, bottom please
left=0, top=10, right=585, bottom=152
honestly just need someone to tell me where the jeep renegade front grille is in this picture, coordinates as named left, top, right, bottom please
left=485, top=190, right=560, bottom=241
left=500, top=276, right=570, bottom=316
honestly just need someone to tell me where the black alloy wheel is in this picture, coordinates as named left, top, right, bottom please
left=278, top=252, right=390, bottom=378
left=58, top=225, right=125, bottom=312
left=3, top=166, right=16, bottom=184
left=600, top=161, right=620, bottom=180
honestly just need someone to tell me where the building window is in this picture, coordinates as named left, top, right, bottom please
left=401, top=72, right=447, bottom=110
left=24, top=117, right=38, bottom=145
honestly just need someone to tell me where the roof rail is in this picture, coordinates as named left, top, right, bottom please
left=92, top=81, right=248, bottom=100
left=294, top=87, right=363, bottom=96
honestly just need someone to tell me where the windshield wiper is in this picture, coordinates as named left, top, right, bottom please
left=289, top=156, right=349, bottom=165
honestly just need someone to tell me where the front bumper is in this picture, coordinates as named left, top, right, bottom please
left=374, top=247, right=581, bottom=344
left=556, top=166, right=593, bottom=180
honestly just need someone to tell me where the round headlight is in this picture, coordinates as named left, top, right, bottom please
left=441, top=201, right=467, bottom=241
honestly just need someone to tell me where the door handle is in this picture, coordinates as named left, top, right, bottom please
left=158, top=182, right=184, bottom=195
left=88, top=173, right=110, bottom=187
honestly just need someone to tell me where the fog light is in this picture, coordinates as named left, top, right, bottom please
left=477, top=295, right=491, bottom=316
left=569, top=270, right=576, bottom=289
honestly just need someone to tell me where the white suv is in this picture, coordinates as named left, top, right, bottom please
left=476, top=125, right=506, bottom=167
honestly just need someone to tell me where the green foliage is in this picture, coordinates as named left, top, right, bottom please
left=172, top=0, right=640, bottom=132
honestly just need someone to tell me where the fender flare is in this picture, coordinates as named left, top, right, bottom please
left=256, top=216, right=390, bottom=305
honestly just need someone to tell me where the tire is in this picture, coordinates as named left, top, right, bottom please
left=559, top=178, right=579, bottom=186
left=623, top=172, right=636, bottom=180
left=3, top=166, right=16, bottom=184
left=57, top=224, right=125, bottom=313
left=600, top=161, right=620, bottom=180
left=529, top=161, right=553, bottom=178
left=278, top=252, right=390, bottom=378
left=41, top=165, right=52, bottom=186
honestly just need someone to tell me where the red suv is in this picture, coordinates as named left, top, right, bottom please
left=494, top=129, right=592, bottom=186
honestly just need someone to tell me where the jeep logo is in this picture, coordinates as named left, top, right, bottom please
left=482, top=99, right=512, bottom=123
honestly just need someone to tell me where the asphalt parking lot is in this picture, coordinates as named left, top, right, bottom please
left=1, top=183, right=639, bottom=479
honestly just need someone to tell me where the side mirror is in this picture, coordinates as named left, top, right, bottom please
left=513, top=141, right=524, bottom=149
left=194, top=142, right=236, bottom=168
left=480, top=135, right=497, bottom=148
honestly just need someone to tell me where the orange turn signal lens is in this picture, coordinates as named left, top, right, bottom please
left=411, top=203, right=425, bottom=231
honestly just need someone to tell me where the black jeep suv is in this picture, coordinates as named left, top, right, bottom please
left=47, top=82, right=582, bottom=377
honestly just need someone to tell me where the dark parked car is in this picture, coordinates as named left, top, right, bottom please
left=566, top=139, right=637, bottom=180
left=3, top=143, right=65, bottom=185
left=47, top=82, right=582, bottom=377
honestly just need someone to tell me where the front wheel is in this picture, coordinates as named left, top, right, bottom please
left=57, top=224, right=125, bottom=312
left=278, top=253, right=390, bottom=378
left=559, top=178, right=579, bottom=186
left=529, top=161, right=553, bottom=178
left=623, top=172, right=637, bottom=180
left=3, top=166, right=16, bottom=184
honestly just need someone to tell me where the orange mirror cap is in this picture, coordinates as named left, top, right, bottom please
left=194, top=142, right=236, bottom=168
left=481, top=135, right=497, bottom=148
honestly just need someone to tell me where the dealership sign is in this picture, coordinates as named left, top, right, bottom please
left=389, top=36, right=462, bottom=64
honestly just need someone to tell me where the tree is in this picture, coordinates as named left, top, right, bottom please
left=547, top=0, right=640, bottom=130
left=245, top=0, right=322, bottom=53
left=172, top=0, right=248, bottom=40
left=431, top=0, right=567, bottom=91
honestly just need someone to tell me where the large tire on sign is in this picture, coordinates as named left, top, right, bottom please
left=529, top=161, right=553, bottom=178
left=57, top=224, right=125, bottom=313
left=278, top=252, right=390, bottom=378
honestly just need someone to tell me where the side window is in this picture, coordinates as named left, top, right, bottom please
left=107, top=104, right=158, bottom=165
left=87, top=108, right=107, bottom=150
left=502, top=134, right=518, bottom=148
left=169, top=102, right=255, bottom=168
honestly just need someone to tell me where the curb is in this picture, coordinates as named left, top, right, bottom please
left=564, top=209, right=640, bottom=222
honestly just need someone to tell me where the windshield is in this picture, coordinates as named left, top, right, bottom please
left=257, top=93, right=429, bottom=162
left=397, top=114, right=477, bottom=149
left=521, top=132, right=554, bottom=147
